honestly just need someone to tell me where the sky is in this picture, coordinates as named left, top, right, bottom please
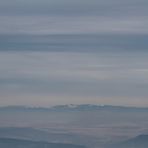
left=0, top=0, right=148, bottom=107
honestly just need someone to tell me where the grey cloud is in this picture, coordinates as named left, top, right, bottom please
left=0, top=15, right=148, bottom=35
left=0, top=0, right=148, bottom=35
left=0, top=0, right=148, bottom=17
left=0, top=52, right=148, bottom=106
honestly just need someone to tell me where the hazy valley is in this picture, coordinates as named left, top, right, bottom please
left=1, top=105, right=148, bottom=148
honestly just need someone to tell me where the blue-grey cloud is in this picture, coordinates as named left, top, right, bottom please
left=0, top=34, right=148, bottom=52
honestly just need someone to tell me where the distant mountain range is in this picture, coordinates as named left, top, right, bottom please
left=0, top=104, right=148, bottom=112
left=0, top=138, right=86, bottom=148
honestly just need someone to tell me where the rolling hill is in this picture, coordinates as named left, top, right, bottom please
left=109, top=135, right=148, bottom=148
left=0, top=138, right=86, bottom=148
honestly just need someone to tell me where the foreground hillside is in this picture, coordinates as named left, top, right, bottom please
left=0, top=138, right=86, bottom=148
left=109, top=135, right=148, bottom=148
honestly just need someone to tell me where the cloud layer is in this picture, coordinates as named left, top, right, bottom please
left=0, top=0, right=148, bottom=35
left=0, top=0, right=148, bottom=107
left=0, top=51, right=148, bottom=107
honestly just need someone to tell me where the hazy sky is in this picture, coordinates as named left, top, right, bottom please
left=0, top=0, right=148, bottom=107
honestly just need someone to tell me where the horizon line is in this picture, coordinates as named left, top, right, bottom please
left=1, top=104, right=148, bottom=109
